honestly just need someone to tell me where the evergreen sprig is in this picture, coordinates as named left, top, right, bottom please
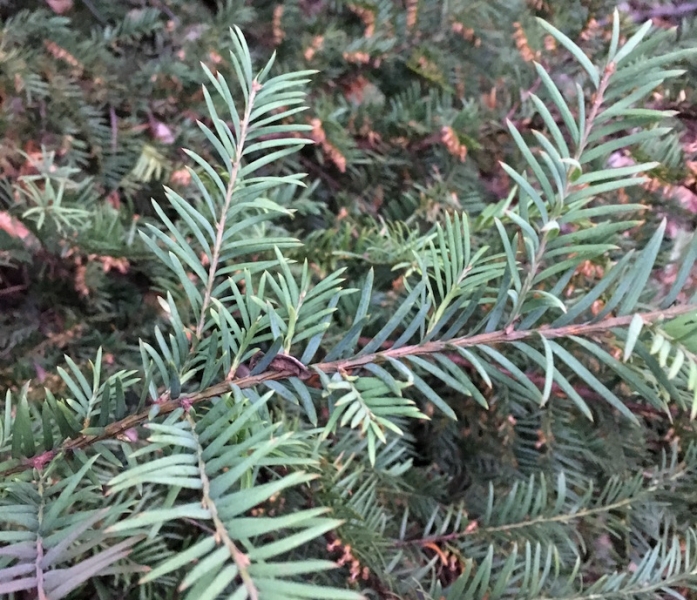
left=2, top=8, right=697, bottom=600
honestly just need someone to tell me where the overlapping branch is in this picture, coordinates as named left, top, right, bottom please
left=3, top=302, right=694, bottom=478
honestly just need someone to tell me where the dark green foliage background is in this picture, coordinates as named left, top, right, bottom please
left=2, top=0, right=647, bottom=383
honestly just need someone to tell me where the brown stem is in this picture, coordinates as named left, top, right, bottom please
left=394, top=455, right=692, bottom=549
left=504, top=56, right=614, bottom=328
left=2, top=302, right=694, bottom=478
left=598, top=3, right=697, bottom=26
left=358, top=336, right=678, bottom=417
left=185, top=412, right=258, bottom=600
left=581, top=67, right=611, bottom=150
left=393, top=481, right=647, bottom=548
left=0, top=283, right=28, bottom=297
left=195, top=83, right=259, bottom=339
left=36, top=473, right=47, bottom=600
left=109, top=105, right=118, bottom=153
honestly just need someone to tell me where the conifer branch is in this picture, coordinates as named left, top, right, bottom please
left=34, top=474, right=47, bottom=600
left=3, top=302, right=694, bottom=478
left=579, top=63, right=614, bottom=155
left=393, top=475, right=685, bottom=547
left=508, top=62, right=614, bottom=327
left=4, top=11, right=697, bottom=599
left=195, top=82, right=259, bottom=339
left=185, top=412, right=258, bottom=600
